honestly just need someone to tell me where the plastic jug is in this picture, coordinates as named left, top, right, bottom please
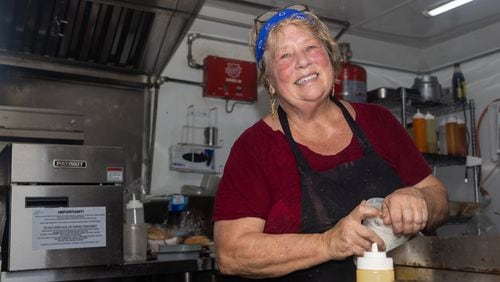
left=446, top=116, right=458, bottom=156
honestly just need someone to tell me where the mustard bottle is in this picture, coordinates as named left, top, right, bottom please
left=412, top=109, right=426, bottom=152
left=424, top=111, right=437, bottom=154
left=356, top=243, right=394, bottom=282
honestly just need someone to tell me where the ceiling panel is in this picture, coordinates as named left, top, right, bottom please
left=207, top=0, right=500, bottom=48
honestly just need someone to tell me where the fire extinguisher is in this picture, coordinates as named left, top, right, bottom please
left=334, top=42, right=367, bottom=103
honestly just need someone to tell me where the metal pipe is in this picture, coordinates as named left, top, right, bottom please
left=187, top=33, right=248, bottom=69
left=146, top=84, right=160, bottom=196
left=162, top=76, right=205, bottom=88
left=141, top=86, right=153, bottom=196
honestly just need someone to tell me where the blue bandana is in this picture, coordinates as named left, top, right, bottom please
left=255, top=8, right=308, bottom=69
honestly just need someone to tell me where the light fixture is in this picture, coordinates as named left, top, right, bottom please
left=423, top=0, right=474, bottom=17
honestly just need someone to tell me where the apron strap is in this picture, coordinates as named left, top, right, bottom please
left=278, top=106, right=311, bottom=174
left=331, top=98, right=374, bottom=154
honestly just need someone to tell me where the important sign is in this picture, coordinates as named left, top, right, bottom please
left=32, top=207, right=106, bottom=250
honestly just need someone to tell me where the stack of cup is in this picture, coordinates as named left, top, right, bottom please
left=363, top=198, right=409, bottom=252
left=124, top=194, right=148, bottom=262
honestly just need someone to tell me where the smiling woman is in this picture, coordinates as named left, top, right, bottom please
left=212, top=4, right=449, bottom=282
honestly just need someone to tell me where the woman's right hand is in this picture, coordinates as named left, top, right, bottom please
left=321, top=201, right=385, bottom=260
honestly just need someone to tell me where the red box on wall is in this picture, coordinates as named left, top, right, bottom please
left=203, top=55, right=257, bottom=101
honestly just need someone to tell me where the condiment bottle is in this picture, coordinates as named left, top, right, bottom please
left=438, top=119, right=447, bottom=155
left=412, top=109, right=426, bottom=152
left=124, top=194, right=148, bottom=262
left=452, top=63, right=467, bottom=102
left=126, top=193, right=144, bottom=224
left=457, top=118, right=467, bottom=156
left=446, top=116, right=458, bottom=156
left=424, top=111, right=437, bottom=153
left=356, top=243, right=395, bottom=282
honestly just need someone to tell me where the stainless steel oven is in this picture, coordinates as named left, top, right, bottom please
left=0, top=143, right=124, bottom=271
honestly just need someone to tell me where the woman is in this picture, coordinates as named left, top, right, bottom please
left=213, top=4, right=449, bottom=281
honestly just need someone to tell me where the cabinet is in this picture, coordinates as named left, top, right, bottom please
left=369, top=88, right=481, bottom=203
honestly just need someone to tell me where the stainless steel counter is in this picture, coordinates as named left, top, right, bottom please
left=0, top=252, right=213, bottom=282
left=390, top=235, right=500, bottom=282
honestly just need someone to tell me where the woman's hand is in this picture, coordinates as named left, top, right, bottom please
left=382, top=187, right=428, bottom=236
left=321, top=201, right=385, bottom=260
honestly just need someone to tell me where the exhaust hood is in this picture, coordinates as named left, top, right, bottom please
left=0, top=0, right=205, bottom=85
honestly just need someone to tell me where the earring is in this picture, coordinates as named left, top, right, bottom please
left=270, top=94, right=277, bottom=117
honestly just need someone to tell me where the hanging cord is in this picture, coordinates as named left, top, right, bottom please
left=473, top=98, right=500, bottom=197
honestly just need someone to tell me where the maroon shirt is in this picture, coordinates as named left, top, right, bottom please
left=213, top=103, right=432, bottom=234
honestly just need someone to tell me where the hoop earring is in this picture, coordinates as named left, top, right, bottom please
left=270, top=95, right=277, bottom=117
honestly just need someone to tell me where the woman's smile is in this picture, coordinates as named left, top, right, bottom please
left=295, top=73, right=319, bottom=86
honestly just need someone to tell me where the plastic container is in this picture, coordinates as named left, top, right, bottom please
left=412, top=109, right=426, bottom=152
left=126, top=194, right=144, bottom=224
left=123, top=223, right=148, bottom=262
left=457, top=118, right=467, bottom=156
left=424, top=111, right=437, bottom=153
left=438, top=119, right=447, bottom=155
left=124, top=194, right=147, bottom=262
left=452, top=63, right=466, bottom=102
left=445, top=116, right=458, bottom=156
left=363, top=198, right=409, bottom=252
left=356, top=243, right=394, bottom=282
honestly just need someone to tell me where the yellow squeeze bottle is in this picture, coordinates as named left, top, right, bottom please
left=356, top=243, right=394, bottom=282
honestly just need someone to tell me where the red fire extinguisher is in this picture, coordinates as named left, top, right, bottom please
left=334, top=42, right=367, bottom=103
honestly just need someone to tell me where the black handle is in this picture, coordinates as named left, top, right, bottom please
left=25, top=197, right=69, bottom=208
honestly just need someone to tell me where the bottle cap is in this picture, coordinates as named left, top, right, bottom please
left=456, top=117, right=465, bottom=124
left=126, top=193, right=143, bottom=209
left=424, top=111, right=435, bottom=119
left=357, top=243, right=394, bottom=270
left=446, top=116, right=457, bottom=123
left=413, top=109, right=424, bottom=118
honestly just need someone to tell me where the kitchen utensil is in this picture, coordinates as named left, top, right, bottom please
left=411, top=74, right=442, bottom=103
left=367, top=87, right=397, bottom=102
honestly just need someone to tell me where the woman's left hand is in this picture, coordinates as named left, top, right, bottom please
left=381, top=187, right=428, bottom=236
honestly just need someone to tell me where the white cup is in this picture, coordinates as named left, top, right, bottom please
left=363, top=197, right=409, bottom=252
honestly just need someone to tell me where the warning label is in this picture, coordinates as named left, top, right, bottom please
left=32, top=207, right=106, bottom=250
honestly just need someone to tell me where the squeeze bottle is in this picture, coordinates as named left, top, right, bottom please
left=438, top=119, right=447, bottom=155
left=424, top=111, right=437, bottom=153
left=446, top=116, right=458, bottom=156
left=457, top=118, right=467, bottom=156
left=126, top=194, right=144, bottom=224
left=412, top=109, right=426, bottom=152
left=356, top=243, right=395, bottom=282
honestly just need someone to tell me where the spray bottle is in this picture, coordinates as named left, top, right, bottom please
left=356, top=243, right=395, bottom=282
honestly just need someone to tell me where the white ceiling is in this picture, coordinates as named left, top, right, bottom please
left=203, top=0, right=500, bottom=71
left=206, top=0, right=500, bottom=48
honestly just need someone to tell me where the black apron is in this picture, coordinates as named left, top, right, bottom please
left=218, top=98, right=405, bottom=282
left=274, top=98, right=404, bottom=282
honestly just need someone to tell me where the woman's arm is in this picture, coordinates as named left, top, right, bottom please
left=383, top=174, right=449, bottom=235
left=214, top=203, right=384, bottom=278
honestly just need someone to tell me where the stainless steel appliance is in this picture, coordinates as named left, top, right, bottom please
left=0, top=143, right=124, bottom=271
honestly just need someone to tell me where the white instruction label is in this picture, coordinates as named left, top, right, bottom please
left=32, top=207, right=106, bottom=250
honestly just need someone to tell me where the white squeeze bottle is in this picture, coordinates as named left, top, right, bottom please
left=126, top=194, right=144, bottom=224
left=356, top=243, right=395, bottom=282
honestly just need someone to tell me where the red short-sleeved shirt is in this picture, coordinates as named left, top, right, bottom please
left=213, top=103, right=431, bottom=234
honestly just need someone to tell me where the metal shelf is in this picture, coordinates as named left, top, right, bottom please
left=369, top=89, right=480, bottom=204
left=423, top=153, right=466, bottom=167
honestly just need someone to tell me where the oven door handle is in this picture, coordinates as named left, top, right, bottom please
left=25, top=197, right=69, bottom=208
